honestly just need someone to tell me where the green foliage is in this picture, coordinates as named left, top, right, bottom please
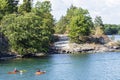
left=94, top=16, right=104, bottom=27
left=104, top=24, right=119, bottom=35
left=1, top=13, right=53, bottom=55
left=34, top=1, right=51, bottom=13
left=0, top=0, right=7, bottom=10
left=0, top=0, right=7, bottom=20
left=66, top=5, right=89, bottom=20
left=32, top=1, right=54, bottom=34
left=118, top=30, right=120, bottom=35
left=18, top=0, right=31, bottom=14
left=54, top=16, right=68, bottom=34
left=68, top=6, right=93, bottom=43
left=0, top=0, right=18, bottom=21
left=7, top=0, right=18, bottom=13
left=93, top=16, right=105, bottom=36
left=54, top=5, right=93, bottom=36
left=1, top=1, right=54, bottom=55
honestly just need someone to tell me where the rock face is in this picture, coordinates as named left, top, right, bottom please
left=52, top=34, right=120, bottom=54
left=0, top=33, right=9, bottom=54
left=0, top=33, right=17, bottom=60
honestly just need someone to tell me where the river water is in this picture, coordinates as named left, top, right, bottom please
left=1, top=52, right=120, bottom=80
left=108, top=35, right=120, bottom=41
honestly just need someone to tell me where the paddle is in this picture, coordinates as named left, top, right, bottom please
left=19, top=70, right=27, bottom=73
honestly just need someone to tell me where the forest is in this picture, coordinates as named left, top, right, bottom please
left=0, top=0, right=120, bottom=56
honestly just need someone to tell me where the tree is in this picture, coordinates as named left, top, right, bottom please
left=54, top=16, right=68, bottom=34
left=93, top=16, right=104, bottom=36
left=68, top=6, right=93, bottom=43
left=0, top=0, right=7, bottom=20
left=1, top=1, right=54, bottom=55
left=1, top=13, right=53, bottom=55
left=54, top=5, right=92, bottom=34
left=34, top=1, right=51, bottom=13
left=6, top=0, right=18, bottom=13
left=0, top=0, right=7, bottom=10
left=0, top=0, right=18, bottom=21
left=32, top=1, right=54, bottom=35
left=18, top=0, right=32, bottom=14
left=94, top=16, right=104, bottom=27
left=104, top=24, right=118, bottom=35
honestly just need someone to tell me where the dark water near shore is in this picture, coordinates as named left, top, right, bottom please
left=1, top=52, right=120, bottom=80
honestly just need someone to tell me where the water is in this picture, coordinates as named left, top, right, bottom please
left=108, top=35, right=120, bottom=41
left=1, top=52, right=120, bottom=80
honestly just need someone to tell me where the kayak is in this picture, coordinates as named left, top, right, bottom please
left=8, top=70, right=26, bottom=74
left=8, top=72, right=17, bottom=74
left=35, top=71, right=46, bottom=75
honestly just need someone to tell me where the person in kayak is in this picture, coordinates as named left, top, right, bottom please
left=13, top=68, right=19, bottom=72
left=36, top=69, right=41, bottom=72
left=35, top=69, right=46, bottom=75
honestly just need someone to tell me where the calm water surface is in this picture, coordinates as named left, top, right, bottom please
left=1, top=52, right=120, bottom=80
left=108, top=35, right=120, bottom=41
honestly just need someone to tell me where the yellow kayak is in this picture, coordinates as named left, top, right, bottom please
left=35, top=71, right=46, bottom=75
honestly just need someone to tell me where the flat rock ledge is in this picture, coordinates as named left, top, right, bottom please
left=53, top=42, right=120, bottom=54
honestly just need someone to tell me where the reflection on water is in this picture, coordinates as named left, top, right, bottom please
left=1, top=52, right=120, bottom=80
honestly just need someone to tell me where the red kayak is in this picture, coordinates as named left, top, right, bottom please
left=8, top=72, right=17, bottom=74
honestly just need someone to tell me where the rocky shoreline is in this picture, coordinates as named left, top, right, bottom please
left=52, top=34, right=120, bottom=54
left=53, top=43, right=120, bottom=54
left=1, top=34, right=120, bottom=60
left=0, top=53, right=46, bottom=60
left=0, top=53, right=16, bottom=60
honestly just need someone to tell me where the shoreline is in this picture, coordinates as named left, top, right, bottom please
left=0, top=53, right=16, bottom=60
left=1, top=34, right=120, bottom=60
left=52, top=34, right=120, bottom=54
left=52, top=43, right=120, bottom=54
left=0, top=47, right=120, bottom=60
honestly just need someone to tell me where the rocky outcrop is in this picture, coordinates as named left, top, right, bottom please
left=52, top=34, right=120, bottom=54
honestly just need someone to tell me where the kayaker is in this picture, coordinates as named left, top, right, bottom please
left=13, top=68, right=19, bottom=72
left=37, top=69, right=41, bottom=72
left=35, top=69, right=46, bottom=75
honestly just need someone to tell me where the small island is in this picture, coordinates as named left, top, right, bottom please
left=52, top=34, right=120, bottom=54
